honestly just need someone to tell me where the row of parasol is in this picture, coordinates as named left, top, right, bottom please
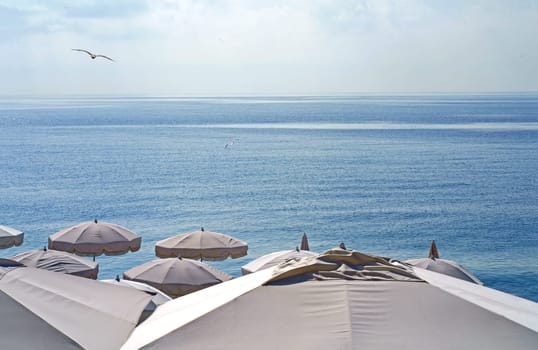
left=3, top=221, right=480, bottom=301
left=1, top=221, right=256, bottom=298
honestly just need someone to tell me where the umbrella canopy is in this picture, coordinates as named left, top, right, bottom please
left=0, top=224, right=24, bottom=249
left=241, top=248, right=318, bottom=275
left=0, top=266, right=152, bottom=350
left=300, top=232, right=310, bottom=251
left=123, top=257, right=232, bottom=298
left=405, top=257, right=483, bottom=284
left=101, top=278, right=173, bottom=323
left=122, top=249, right=538, bottom=350
left=406, top=240, right=482, bottom=284
left=155, top=228, right=247, bottom=261
left=48, top=220, right=141, bottom=258
left=9, top=248, right=99, bottom=279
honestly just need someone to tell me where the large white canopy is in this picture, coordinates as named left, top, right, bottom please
left=122, top=249, right=538, bottom=350
left=0, top=266, right=153, bottom=350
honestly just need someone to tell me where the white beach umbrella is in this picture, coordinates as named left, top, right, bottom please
left=155, top=227, right=247, bottom=261
left=241, top=248, right=318, bottom=275
left=123, top=257, right=232, bottom=298
left=101, top=277, right=173, bottom=322
left=122, top=249, right=538, bottom=350
left=48, top=220, right=141, bottom=260
left=405, top=240, right=483, bottom=284
left=0, top=266, right=152, bottom=350
left=9, top=248, right=99, bottom=279
left=406, top=257, right=483, bottom=284
left=0, top=224, right=24, bottom=249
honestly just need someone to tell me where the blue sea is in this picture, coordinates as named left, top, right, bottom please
left=1, top=95, right=537, bottom=302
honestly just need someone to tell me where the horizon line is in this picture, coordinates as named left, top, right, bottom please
left=1, top=91, right=538, bottom=99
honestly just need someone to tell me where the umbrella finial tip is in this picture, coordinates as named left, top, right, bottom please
left=43, top=246, right=47, bottom=251
left=296, top=246, right=300, bottom=252
left=94, top=219, right=98, bottom=223
left=201, top=227, right=204, bottom=231
left=428, top=240, right=440, bottom=259
left=115, top=275, right=120, bottom=282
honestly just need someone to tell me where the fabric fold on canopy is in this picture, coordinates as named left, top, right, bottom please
left=241, top=249, right=317, bottom=275
left=270, top=248, right=423, bottom=283
left=10, top=249, right=99, bottom=279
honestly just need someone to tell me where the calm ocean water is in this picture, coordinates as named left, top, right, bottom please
left=1, top=95, right=537, bottom=302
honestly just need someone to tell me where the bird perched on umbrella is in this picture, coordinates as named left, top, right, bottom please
left=72, top=48, right=115, bottom=62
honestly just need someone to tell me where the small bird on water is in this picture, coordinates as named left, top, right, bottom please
left=72, top=49, right=115, bottom=62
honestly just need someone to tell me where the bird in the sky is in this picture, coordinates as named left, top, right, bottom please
left=72, top=49, right=115, bottom=62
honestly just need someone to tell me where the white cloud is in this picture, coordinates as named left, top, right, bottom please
left=0, top=0, right=537, bottom=95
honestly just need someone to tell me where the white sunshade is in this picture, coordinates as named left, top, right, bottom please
left=122, top=249, right=538, bottom=350
left=101, top=278, right=173, bottom=323
left=406, top=257, right=483, bottom=284
left=48, top=220, right=141, bottom=257
left=155, top=228, right=247, bottom=261
left=123, top=257, right=232, bottom=298
left=0, top=266, right=153, bottom=350
left=10, top=248, right=99, bottom=279
left=0, top=225, right=24, bottom=249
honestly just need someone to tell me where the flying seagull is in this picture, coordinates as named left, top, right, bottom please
left=72, top=49, right=115, bottom=62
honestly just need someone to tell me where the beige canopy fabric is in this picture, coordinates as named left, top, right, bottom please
left=406, top=257, right=483, bottom=284
left=0, top=224, right=24, bottom=249
left=139, top=280, right=537, bottom=350
left=0, top=266, right=153, bottom=350
left=48, top=220, right=141, bottom=257
left=269, top=248, right=422, bottom=283
left=10, top=248, right=99, bottom=279
left=122, top=249, right=538, bottom=350
left=155, top=228, right=247, bottom=261
left=123, top=257, right=232, bottom=298
left=241, top=249, right=318, bottom=275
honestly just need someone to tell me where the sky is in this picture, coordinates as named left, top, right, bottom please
left=0, top=0, right=537, bottom=96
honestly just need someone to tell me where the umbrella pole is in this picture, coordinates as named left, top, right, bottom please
left=93, top=255, right=96, bottom=262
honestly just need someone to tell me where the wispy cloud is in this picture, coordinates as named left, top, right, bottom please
left=0, top=0, right=537, bottom=95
